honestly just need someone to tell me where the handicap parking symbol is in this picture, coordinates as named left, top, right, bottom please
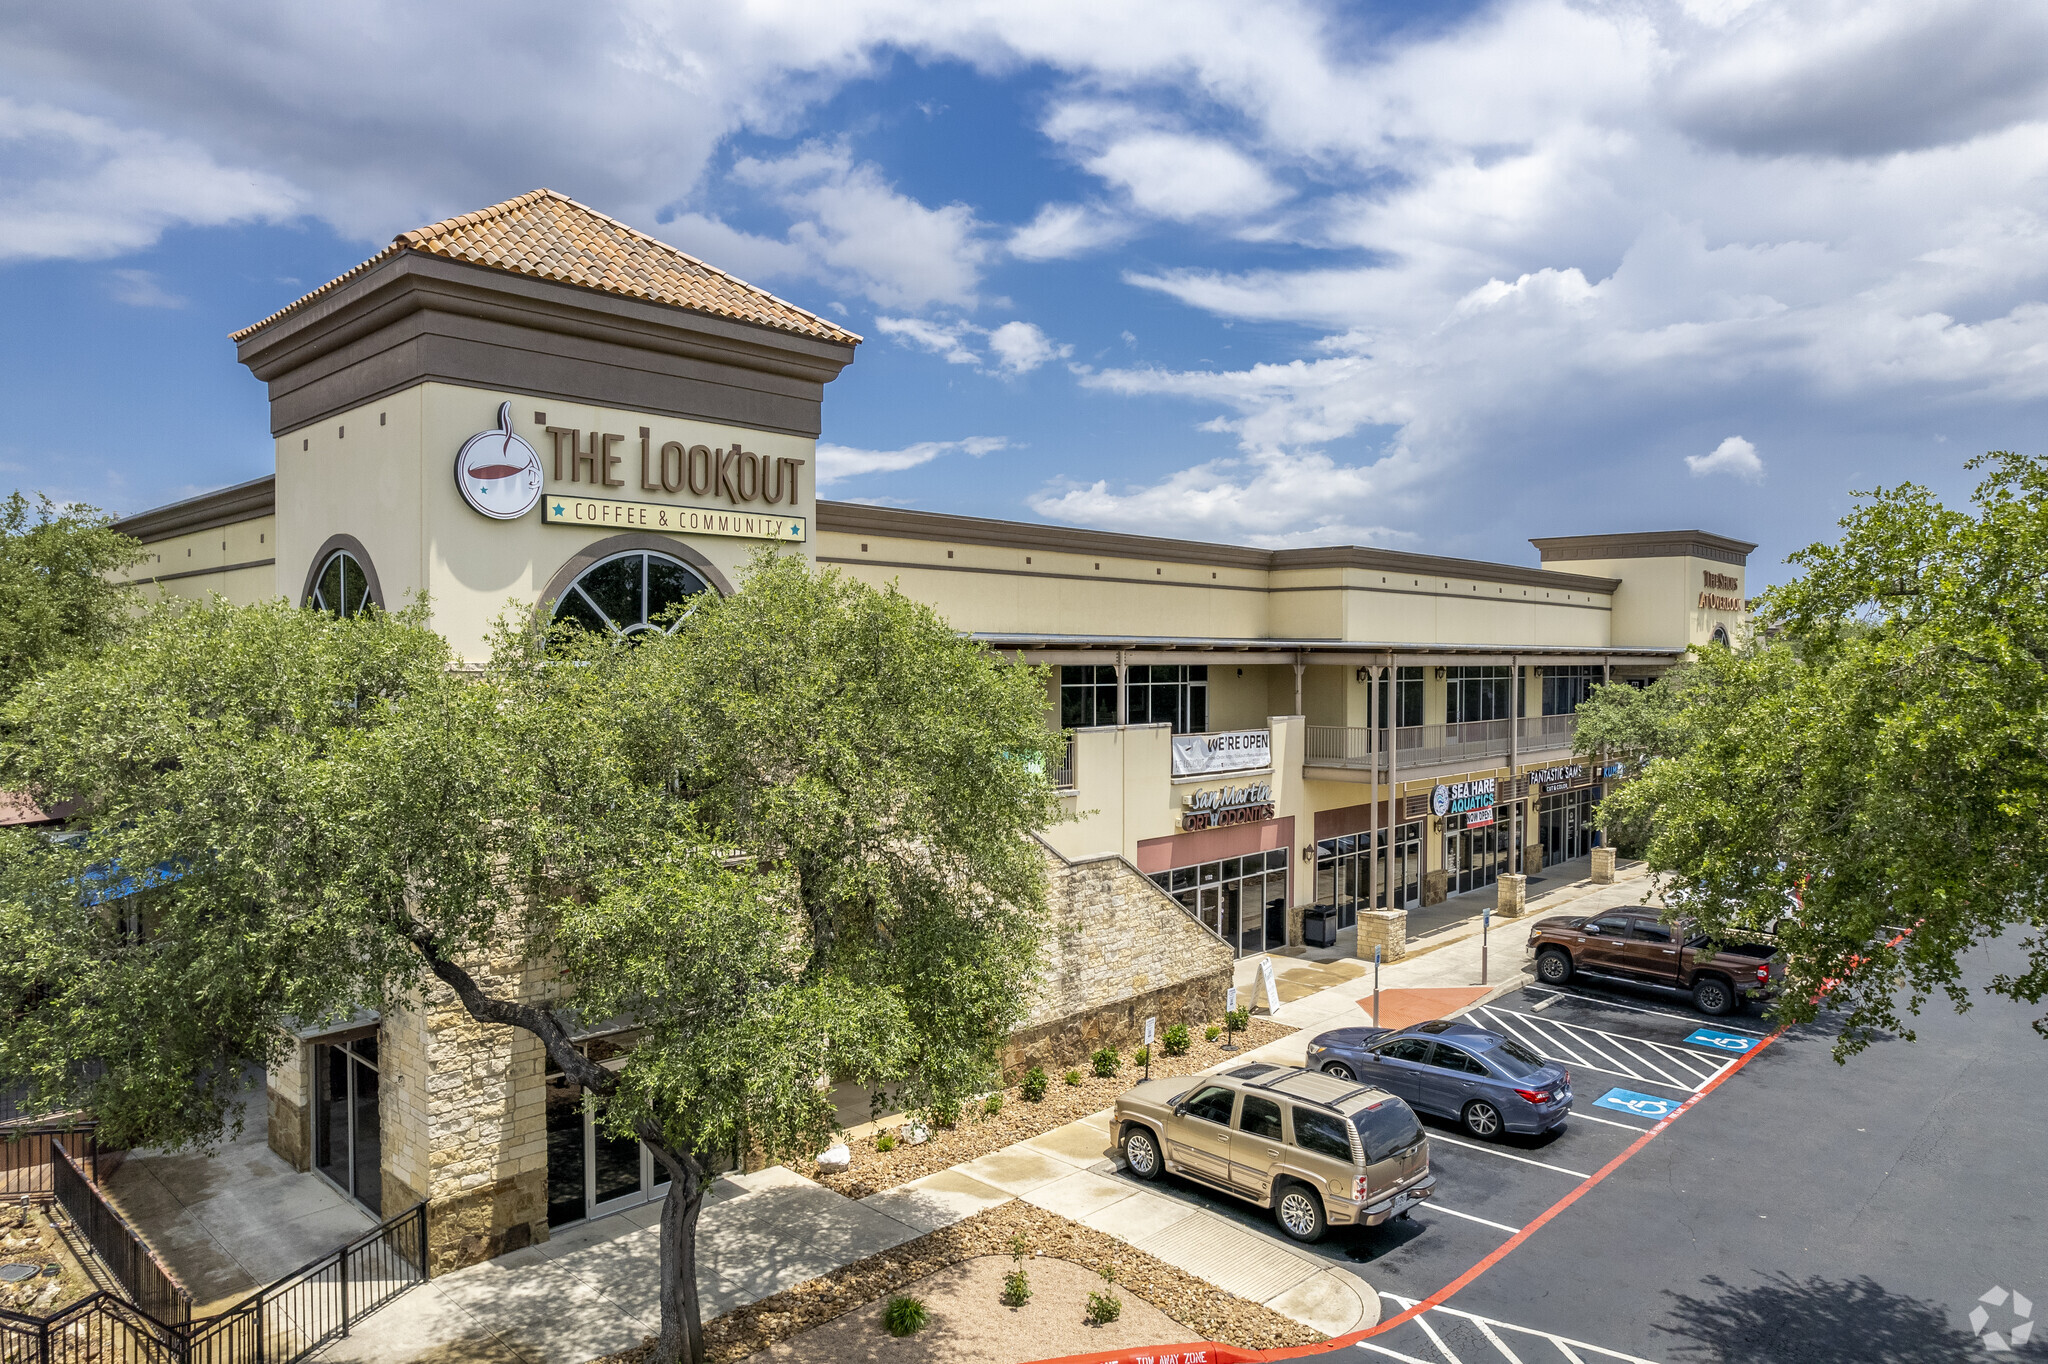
left=1685, top=1027, right=1758, bottom=1053
left=1594, top=1087, right=1682, bottom=1119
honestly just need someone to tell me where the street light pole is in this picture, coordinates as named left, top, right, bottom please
left=1373, top=946, right=1382, bottom=1026
left=1482, top=906, right=1492, bottom=985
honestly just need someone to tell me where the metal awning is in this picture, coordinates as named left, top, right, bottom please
left=970, top=633, right=1684, bottom=664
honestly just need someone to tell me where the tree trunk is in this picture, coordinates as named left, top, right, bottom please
left=646, top=1133, right=710, bottom=1364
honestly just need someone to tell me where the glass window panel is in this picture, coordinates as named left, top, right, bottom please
left=315, top=1044, right=348, bottom=1191
left=351, top=1060, right=382, bottom=1213
left=315, top=554, right=344, bottom=614
left=1170, top=866, right=1197, bottom=892
left=556, top=589, right=613, bottom=635
left=646, top=557, right=707, bottom=624
left=1200, top=863, right=1220, bottom=884
left=592, top=1103, right=643, bottom=1206
left=342, top=559, right=370, bottom=617
left=1238, top=1096, right=1283, bottom=1139
left=545, top=1076, right=589, bottom=1226
left=1221, top=857, right=1241, bottom=880
left=1293, top=1107, right=1353, bottom=1160
left=1267, top=849, right=1287, bottom=871
left=578, top=554, right=643, bottom=629
left=1183, top=1085, right=1236, bottom=1125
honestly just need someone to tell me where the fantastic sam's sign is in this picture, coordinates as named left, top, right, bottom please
left=453, top=404, right=810, bottom=542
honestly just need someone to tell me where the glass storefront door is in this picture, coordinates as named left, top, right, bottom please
left=1444, top=813, right=1506, bottom=895
left=1539, top=787, right=1601, bottom=863
left=1315, top=821, right=1424, bottom=920
left=313, top=1033, right=382, bottom=1215
left=1154, top=850, right=1288, bottom=957
left=545, top=1034, right=672, bottom=1229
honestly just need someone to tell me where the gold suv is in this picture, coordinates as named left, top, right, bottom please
left=1111, top=1062, right=1435, bottom=1243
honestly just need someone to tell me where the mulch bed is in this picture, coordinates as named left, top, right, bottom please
left=805, top=1019, right=1297, bottom=1199
left=590, top=1199, right=1328, bottom=1364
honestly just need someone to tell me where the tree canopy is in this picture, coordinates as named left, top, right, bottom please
left=1598, top=451, right=2048, bottom=1055
left=0, top=550, right=1062, bottom=1361
left=0, top=492, right=142, bottom=707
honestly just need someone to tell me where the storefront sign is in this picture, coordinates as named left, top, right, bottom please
left=543, top=425, right=808, bottom=509
left=1182, top=782, right=1274, bottom=831
left=1430, top=777, right=1496, bottom=819
left=1465, top=805, right=1496, bottom=828
left=455, top=403, right=545, bottom=520
left=1171, top=728, right=1271, bottom=778
left=1602, top=762, right=1625, bottom=779
left=544, top=495, right=808, bottom=543
left=1698, top=570, right=1743, bottom=612
left=1527, top=763, right=1586, bottom=793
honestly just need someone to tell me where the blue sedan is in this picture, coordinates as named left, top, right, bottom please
left=1305, top=1018, right=1573, bottom=1139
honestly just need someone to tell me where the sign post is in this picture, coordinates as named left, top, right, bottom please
left=1143, top=1016, right=1155, bottom=1080
left=1482, top=906, right=1492, bottom=985
left=1224, top=987, right=1239, bottom=1052
left=1258, top=956, right=1281, bottom=1015
left=1373, top=947, right=1381, bottom=1027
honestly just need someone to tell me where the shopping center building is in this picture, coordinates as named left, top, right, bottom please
left=107, top=190, right=1751, bottom=1267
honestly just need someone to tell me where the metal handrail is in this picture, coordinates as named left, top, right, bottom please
left=1305, top=714, right=1581, bottom=770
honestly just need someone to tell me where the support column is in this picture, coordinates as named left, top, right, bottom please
left=1115, top=652, right=1129, bottom=726
left=1367, top=666, right=1381, bottom=909
left=1293, top=657, right=1305, bottom=717
left=1509, top=654, right=1520, bottom=874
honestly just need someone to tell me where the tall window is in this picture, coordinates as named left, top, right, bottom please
left=1375, top=666, right=1424, bottom=728
left=1445, top=666, right=1513, bottom=723
left=1061, top=664, right=1208, bottom=732
left=307, top=549, right=372, bottom=618
left=1541, top=665, right=1605, bottom=716
left=1060, top=665, right=1118, bottom=729
left=552, top=551, right=711, bottom=638
left=1129, top=664, right=1206, bottom=733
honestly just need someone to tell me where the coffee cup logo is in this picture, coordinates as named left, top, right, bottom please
left=455, top=402, right=543, bottom=520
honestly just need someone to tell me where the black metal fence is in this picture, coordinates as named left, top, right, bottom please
left=51, top=1139, right=188, bottom=1327
left=0, top=1176, right=425, bottom=1364
left=0, top=1123, right=98, bottom=1198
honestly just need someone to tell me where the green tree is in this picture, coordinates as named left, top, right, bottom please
left=1599, top=452, right=2048, bottom=1055
left=1572, top=668, right=1700, bottom=855
left=0, top=492, right=142, bottom=705
left=0, top=553, right=1061, bottom=1363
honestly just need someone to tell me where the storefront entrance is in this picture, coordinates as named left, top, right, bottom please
left=1151, top=850, right=1287, bottom=957
left=1539, top=785, right=1601, bottom=864
left=313, top=1032, right=382, bottom=1215
left=546, top=1033, right=670, bottom=1228
left=1314, top=822, right=1423, bottom=921
left=1444, top=812, right=1507, bottom=895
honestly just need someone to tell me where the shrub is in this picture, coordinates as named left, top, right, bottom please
left=875, top=1131, right=896, bottom=1152
left=983, top=1093, right=1004, bottom=1117
left=1091, top=1047, right=1119, bottom=1078
left=1064, top=1069, right=1083, bottom=1086
left=1132, top=1045, right=1151, bottom=1068
left=884, top=1296, right=928, bottom=1337
left=1204, top=1024, right=1221, bottom=1043
left=1226, top=1007, right=1251, bottom=1032
left=932, top=1098, right=961, bottom=1129
left=1087, top=1292, right=1122, bottom=1324
left=1009, top=1232, right=1032, bottom=1261
left=1021, top=1067, right=1048, bottom=1102
left=1002, top=1269, right=1032, bottom=1307
left=1162, top=1023, right=1191, bottom=1056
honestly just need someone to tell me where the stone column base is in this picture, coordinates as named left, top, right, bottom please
left=427, top=1171, right=548, bottom=1275
left=1525, top=844, right=1544, bottom=875
left=1421, top=869, right=1449, bottom=906
left=1356, top=910, right=1407, bottom=964
left=1286, top=900, right=1308, bottom=948
left=1496, top=873, right=1527, bottom=917
left=1591, top=847, right=1616, bottom=883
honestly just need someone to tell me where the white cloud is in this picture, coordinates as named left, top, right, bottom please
left=104, top=268, right=186, bottom=308
left=873, top=316, right=1070, bottom=376
left=1007, top=202, right=1131, bottom=260
left=1687, top=435, right=1765, bottom=482
left=1082, top=132, right=1289, bottom=222
left=816, top=436, right=1007, bottom=487
left=0, top=97, right=298, bottom=262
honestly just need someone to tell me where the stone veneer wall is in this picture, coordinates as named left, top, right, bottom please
left=1002, top=839, right=1234, bottom=1077
left=267, top=1040, right=311, bottom=1173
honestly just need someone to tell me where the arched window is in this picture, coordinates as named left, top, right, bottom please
left=308, top=549, right=373, bottom=618
left=551, top=551, right=712, bottom=638
left=1710, top=624, right=1731, bottom=648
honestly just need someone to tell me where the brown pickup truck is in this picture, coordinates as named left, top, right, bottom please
left=1526, top=910, right=1780, bottom=1015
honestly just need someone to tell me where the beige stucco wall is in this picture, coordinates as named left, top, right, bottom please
left=1565, top=553, right=1746, bottom=648
left=275, top=382, right=819, bottom=664
left=117, top=514, right=279, bottom=606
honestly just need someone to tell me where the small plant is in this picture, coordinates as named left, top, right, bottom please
left=1163, top=1023, right=1191, bottom=1056
left=875, top=1131, right=897, bottom=1152
left=1002, top=1268, right=1032, bottom=1307
left=932, top=1098, right=961, bottom=1129
left=1226, top=1007, right=1251, bottom=1032
left=1204, top=1024, right=1221, bottom=1042
left=1091, top=1047, right=1120, bottom=1078
left=1021, top=1066, right=1048, bottom=1102
left=1009, top=1232, right=1032, bottom=1260
left=1087, top=1266, right=1122, bottom=1324
left=984, top=1093, right=1004, bottom=1117
left=884, top=1295, right=929, bottom=1337
left=1064, top=1068, right=1083, bottom=1086
left=1132, top=1045, right=1151, bottom=1068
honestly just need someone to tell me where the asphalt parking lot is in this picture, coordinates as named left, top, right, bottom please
left=1108, top=938, right=2048, bottom=1362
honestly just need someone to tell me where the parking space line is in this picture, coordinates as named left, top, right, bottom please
left=1564, top=1109, right=1654, bottom=1133
left=1410, top=1309, right=1468, bottom=1364
left=1523, top=986, right=1767, bottom=1036
left=1471, top=1006, right=1736, bottom=1093
left=1469, top=1319, right=1526, bottom=1364
left=1427, top=1133, right=1591, bottom=1178
left=1378, top=1297, right=1666, bottom=1364
left=1466, top=1008, right=1676, bottom=1090
left=1424, top=1201, right=1523, bottom=1235
left=1356, top=1341, right=1439, bottom=1364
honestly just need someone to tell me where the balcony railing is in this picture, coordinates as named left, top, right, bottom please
left=1305, top=714, right=1580, bottom=773
left=1053, top=734, right=1076, bottom=790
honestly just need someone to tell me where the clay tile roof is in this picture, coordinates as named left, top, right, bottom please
left=231, top=189, right=860, bottom=346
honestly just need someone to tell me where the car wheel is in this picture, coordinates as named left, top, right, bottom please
left=1536, top=949, right=1574, bottom=985
left=1273, top=1182, right=1327, bottom=1243
left=1692, top=977, right=1734, bottom=1016
left=1122, top=1126, right=1163, bottom=1181
left=1322, top=1061, right=1357, bottom=1082
left=1462, top=1100, right=1504, bottom=1139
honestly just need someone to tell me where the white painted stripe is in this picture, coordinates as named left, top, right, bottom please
left=1354, top=1342, right=1440, bottom=1364
left=1410, top=1309, right=1468, bottom=1364
left=1427, top=1305, right=1667, bottom=1364
left=1564, top=1108, right=1655, bottom=1132
left=1428, top=1133, right=1591, bottom=1178
left=1471, top=1318, right=1527, bottom=1364
left=1539, top=989, right=1768, bottom=1035
left=1422, top=1201, right=1523, bottom=1234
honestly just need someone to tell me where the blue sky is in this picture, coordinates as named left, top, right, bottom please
left=4, top=0, right=2048, bottom=585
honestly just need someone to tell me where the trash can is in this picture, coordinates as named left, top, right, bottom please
left=1303, top=906, right=1340, bottom=949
